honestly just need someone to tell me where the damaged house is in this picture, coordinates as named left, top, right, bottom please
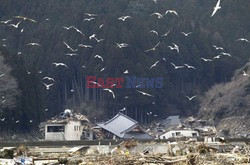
left=96, top=113, right=153, bottom=140
left=43, top=110, right=91, bottom=141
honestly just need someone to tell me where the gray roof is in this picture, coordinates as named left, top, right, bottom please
left=97, top=113, right=152, bottom=139
left=160, top=115, right=181, bottom=128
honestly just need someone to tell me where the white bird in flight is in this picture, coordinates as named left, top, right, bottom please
left=72, top=26, right=85, bottom=37
left=211, top=0, right=221, bottom=17
left=43, top=83, right=54, bottom=90
left=181, top=32, right=192, bottom=36
left=0, top=74, right=5, bottom=78
left=78, top=44, right=93, bottom=48
left=236, top=38, right=249, bottom=43
left=27, top=43, right=41, bottom=47
left=0, top=19, right=12, bottom=24
left=168, top=43, right=179, bottom=53
left=52, top=63, right=68, bottom=68
left=150, top=12, right=163, bottom=19
left=14, top=16, right=37, bottom=23
left=161, top=30, right=171, bottom=37
left=62, top=26, right=74, bottom=30
left=165, top=10, right=179, bottom=16
left=184, top=64, right=196, bottom=69
left=118, top=16, right=132, bottom=21
left=119, top=107, right=126, bottom=112
left=124, top=70, right=129, bottom=74
left=66, top=53, right=78, bottom=56
left=149, top=30, right=158, bottom=35
left=200, top=57, right=213, bottom=62
left=43, top=76, right=55, bottom=82
left=186, top=95, right=197, bottom=101
left=0, top=118, right=5, bottom=121
left=84, top=13, right=98, bottom=17
left=100, top=67, right=105, bottom=72
left=145, top=42, right=160, bottom=52
left=63, top=41, right=78, bottom=52
left=94, top=55, right=104, bottom=62
left=243, top=71, right=249, bottom=77
left=136, top=90, right=154, bottom=97
left=83, top=17, right=95, bottom=21
left=103, top=88, right=115, bottom=99
left=116, top=43, right=129, bottom=48
left=171, top=62, right=184, bottom=69
left=8, top=21, right=22, bottom=28
left=213, top=55, right=221, bottom=59
left=220, top=52, right=231, bottom=57
left=213, top=45, right=224, bottom=50
left=150, top=61, right=160, bottom=70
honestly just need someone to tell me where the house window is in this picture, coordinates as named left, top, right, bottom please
left=176, top=132, right=181, bottom=136
left=47, top=126, right=64, bottom=132
left=192, top=133, right=197, bottom=137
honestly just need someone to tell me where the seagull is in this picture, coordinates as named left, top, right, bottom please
left=236, top=38, right=249, bottom=43
left=63, top=41, right=78, bottom=52
left=211, top=0, right=221, bottom=17
left=213, top=45, right=224, bottom=50
left=62, top=26, right=74, bottom=30
left=43, top=76, right=55, bottom=82
left=20, top=28, right=24, bottom=33
left=213, top=55, right=221, bottom=59
left=0, top=19, right=12, bottom=24
left=165, top=10, right=179, bottom=16
left=116, top=43, right=129, bottom=48
left=161, top=30, right=171, bottom=37
left=150, top=61, right=159, bottom=69
left=171, top=62, right=184, bottom=69
left=94, top=55, right=104, bottom=62
left=82, top=65, right=86, bottom=68
left=84, top=13, right=98, bottom=17
left=124, top=96, right=129, bottom=99
left=124, top=70, right=129, bottom=74
left=72, top=27, right=85, bottom=36
left=27, top=71, right=31, bottom=75
left=149, top=30, right=158, bottom=35
left=8, top=21, right=22, bottom=28
left=0, top=74, right=4, bottom=78
left=27, top=43, right=41, bottom=47
left=152, top=0, right=157, bottom=3
left=14, top=16, right=37, bottom=23
left=66, top=53, right=78, bottom=56
left=181, top=32, right=192, bottom=36
left=136, top=90, right=154, bottom=97
left=99, top=24, right=104, bottom=29
left=43, top=82, right=54, bottom=90
left=119, top=107, right=126, bottom=112
left=18, top=52, right=22, bottom=55
left=145, top=42, right=160, bottom=52
left=88, top=81, right=102, bottom=87
left=200, top=57, right=213, bottom=62
left=45, top=108, right=48, bottom=112
left=52, top=63, right=68, bottom=68
left=100, top=67, right=105, bottom=72
left=243, top=71, right=249, bottom=77
left=220, top=52, right=231, bottom=57
left=29, top=120, right=33, bottom=123
left=89, top=34, right=96, bottom=40
left=186, top=95, right=197, bottom=101
left=83, top=17, right=95, bottom=21
left=118, top=16, right=132, bottom=21
left=94, top=37, right=104, bottom=43
left=0, top=118, right=5, bottom=121
left=168, top=43, right=179, bottom=53
left=184, top=64, right=196, bottom=69
left=103, top=88, right=115, bottom=99
left=78, top=44, right=93, bottom=48
left=150, top=12, right=163, bottom=19
left=16, top=120, right=19, bottom=123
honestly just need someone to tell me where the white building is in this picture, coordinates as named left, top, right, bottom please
left=44, top=112, right=90, bottom=141
left=159, top=129, right=199, bottom=140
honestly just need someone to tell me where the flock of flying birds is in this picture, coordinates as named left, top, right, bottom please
left=0, top=0, right=249, bottom=124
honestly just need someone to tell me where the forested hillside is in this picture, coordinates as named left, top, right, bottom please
left=0, top=0, right=249, bottom=130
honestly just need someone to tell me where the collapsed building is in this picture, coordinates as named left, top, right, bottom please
left=41, top=110, right=92, bottom=141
